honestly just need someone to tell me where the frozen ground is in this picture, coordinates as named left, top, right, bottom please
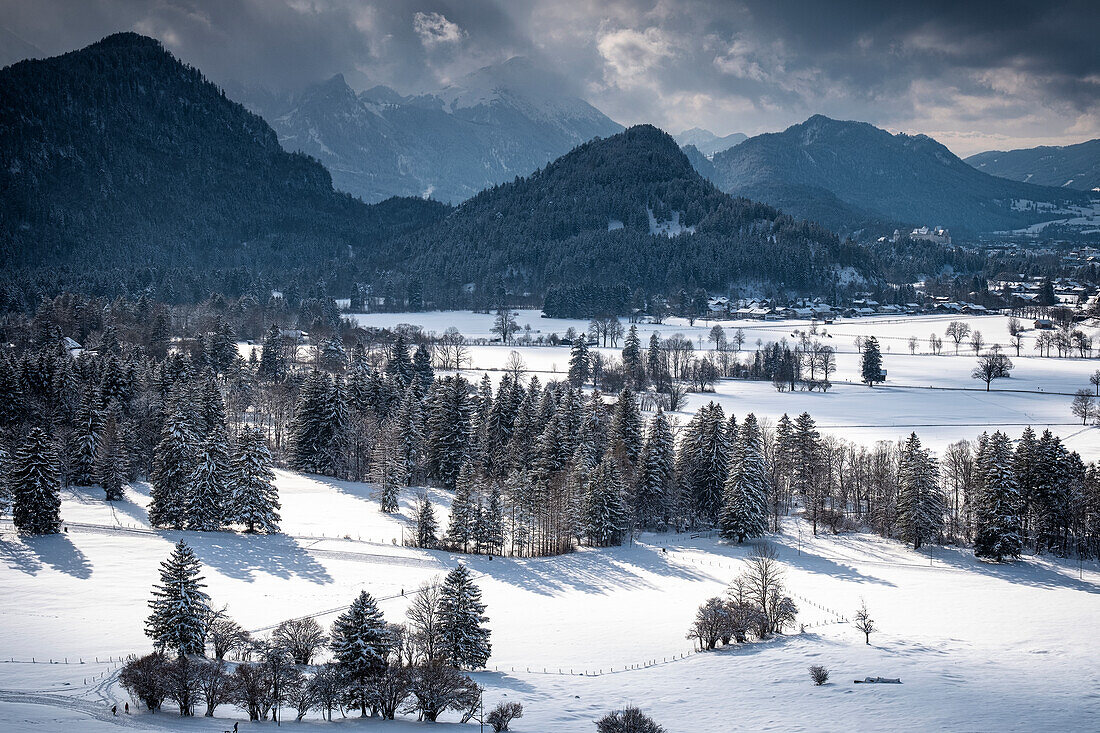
left=2, top=469, right=1099, bottom=731
left=350, top=311, right=1100, bottom=460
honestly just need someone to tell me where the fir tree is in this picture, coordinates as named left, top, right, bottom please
left=258, top=324, right=286, bottom=381
left=583, top=457, right=628, bottom=547
left=974, top=431, right=1022, bottom=561
left=438, top=564, right=492, bottom=669
left=426, top=376, right=471, bottom=489
left=69, top=387, right=102, bottom=486
left=647, top=332, right=665, bottom=388
left=447, top=463, right=478, bottom=552
left=568, top=338, right=590, bottom=386
left=188, top=434, right=230, bottom=531
left=634, top=408, right=674, bottom=528
left=288, top=372, right=341, bottom=476
left=149, top=396, right=197, bottom=529
left=230, top=427, right=280, bottom=533
left=622, top=325, right=645, bottom=388
left=720, top=414, right=769, bottom=543
left=412, top=346, right=434, bottom=397
left=145, top=540, right=211, bottom=657
left=11, top=427, right=61, bottom=534
left=386, top=335, right=414, bottom=390
left=330, top=591, right=390, bottom=716
left=96, top=409, right=130, bottom=502
left=394, top=384, right=424, bottom=483
left=415, top=496, right=438, bottom=548
left=482, top=482, right=505, bottom=555
left=861, top=336, right=884, bottom=386
left=896, top=433, right=944, bottom=549
left=610, top=387, right=643, bottom=467
left=371, top=423, right=407, bottom=513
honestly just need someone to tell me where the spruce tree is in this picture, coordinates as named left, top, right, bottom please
left=386, top=335, right=414, bottom=390
left=415, top=496, right=438, bottom=548
left=568, top=339, right=590, bottom=386
left=96, top=408, right=130, bottom=501
left=583, top=457, right=628, bottom=547
left=11, top=427, right=62, bottom=534
left=69, top=388, right=102, bottom=486
left=720, top=414, right=769, bottom=543
left=149, top=397, right=197, bottom=529
left=258, top=324, right=286, bottom=381
left=647, top=332, right=664, bottom=387
left=438, top=564, right=491, bottom=669
left=896, top=433, right=945, bottom=549
left=861, top=336, right=884, bottom=386
left=188, top=434, right=230, bottom=531
left=610, top=387, right=643, bottom=467
left=230, top=427, right=280, bottom=533
left=622, top=325, right=645, bottom=388
left=145, top=540, right=211, bottom=657
left=330, top=591, right=390, bottom=716
left=974, top=431, right=1022, bottom=561
left=426, top=376, right=471, bottom=489
left=634, top=408, right=674, bottom=528
left=482, top=482, right=506, bottom=555
left=447, top=463, right=478, bottom=552
left=412, top=346, right=434, bottom=397
left=371, top=423, right=407, bottom=513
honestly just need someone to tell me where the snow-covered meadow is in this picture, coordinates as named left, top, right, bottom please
left=3, top=310, right=1099, bottom=732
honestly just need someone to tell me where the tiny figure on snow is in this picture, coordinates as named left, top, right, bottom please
left=124, top=703, right=129, bottom=714
left=111, top=705, right=116, bottom=716
left=400, top=588, right=404, bottom=596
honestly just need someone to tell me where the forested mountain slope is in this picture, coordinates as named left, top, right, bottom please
left=967, top=139, right=1100, bottom=192
left=0, top=33, right=445, bottom=271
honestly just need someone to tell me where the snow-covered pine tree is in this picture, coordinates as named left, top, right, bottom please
left=69, top=387, right=102, bottom=486
left=188, top=433, right=230, bottom=531
left=415, top=496, right=438, bottom=548
left=610, top=387, right=643, bottom=467
left=720, top=413, right=769, bottom=543
left=258, top=323, right=286, bottom=381
left=145, top=540, right=211, bottom=656
left=1034, top=430, right=1072, bottom=552
left=394, top=384, right=424, bottom=484
left=371, top=422, right=406, bottom=513
left=576, top=390, right=609, bottom=467
left=861, top=336, right=884, bottom=386
left=96, top=408, right=130, bottom=501
left=288, top=371, right=331, bottom=473
left=198, top=376, right=228, bottom=440
left=149, top=395, right=197, bottom=529
left=447, top=463, right=478, bottom=552
left=330, top=590, right=391, bottom=716
left=568, top=338, right=590, bottom=386
left=426, top=376, right=471, bottom=489
left=1012, top=426, right=1040, bottom=545
left=386, top=335, right=414, bottom=391
left=412, top=346, right=434, bottom=397
left=792, top=412, right=823, bottom=533
left=438, top=564, right=491, bottom=669
left=633, top=408, right=674, bottom=529
left=11, top=427, right=61, bottom=534
left=689, top=403, right=729, bottom=524
left=974, top=431, right=1022, bottom=561
left=482, top=482, right=505, bottom=556
left=896, top=433, right=944, bottom=549
left=230, top=426, right=280, bottom=533
left=622, top=325, right=645, bottom=388
left=583, top=457, right=628, bottom=547
left=647, top=332, right=665, bottom=388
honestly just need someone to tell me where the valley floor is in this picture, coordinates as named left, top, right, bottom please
left=2, top=468, right=1098, bottom=732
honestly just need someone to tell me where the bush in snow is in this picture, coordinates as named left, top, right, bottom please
left=272, top=616, right=326, bottom=665
left=596, top=706, right=666, bottom=733
left=403, top=660, right=482, bottom=723
left=487, top=700, right=524, bottom=731
left=119, top=652, right=172, bottom=712
left=809, top=665, right=830, bottom=685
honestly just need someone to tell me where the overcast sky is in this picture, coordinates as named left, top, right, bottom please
left=2, top=0, right=1097, bottom=156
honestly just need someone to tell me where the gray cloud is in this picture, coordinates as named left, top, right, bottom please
left=1, top=0, right=1097, bottom=155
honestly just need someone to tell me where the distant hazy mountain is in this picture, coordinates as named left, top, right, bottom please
left=242, top=58, right=624, bottom=204
left=0, top=33, right=445, bottom=269
left=675, top=127, right=747, bottom=157
left=966, top=139, right=1100, bottom=192
left=702, top=115, right=1093, bottom=235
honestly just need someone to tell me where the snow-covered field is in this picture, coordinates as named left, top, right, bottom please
left=4, top=310, right=1099, bottom=731
left=349, top=310, right=1100, bottom=460
left=2, top=470, right=1099, bottom=731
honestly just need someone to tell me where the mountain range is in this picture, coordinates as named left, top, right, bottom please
left=966, top=139, right=1100, bottom=192
left=238, top=58, right=623, bottom=204
left=673, top=128, right=747, bottom=157
left=696, top=115, right=1094, bottom=236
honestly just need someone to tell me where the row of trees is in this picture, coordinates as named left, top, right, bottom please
left=135, top=540, right=492, bottom=722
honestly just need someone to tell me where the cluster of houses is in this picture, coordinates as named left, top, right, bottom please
left=703, top=296, right=993, bottom=322
left=989, top=275, right=1098, bottom=311
left=878, top=226, right=952, bottom=245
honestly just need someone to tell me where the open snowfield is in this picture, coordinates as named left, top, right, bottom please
left=4, top=310, right=1099, bottom=731
left=349, top=310, right=1100, bottom=460
left=2, top=470, right=1099, bottom=731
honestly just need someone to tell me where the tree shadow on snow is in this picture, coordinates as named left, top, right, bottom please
left=457, top=543, right=722, bottom=597
left=159, top=529, right=333, bottom=585
left=932, top=546, right=1100, bottom=594
left=7, top=532, right=93, bottom=579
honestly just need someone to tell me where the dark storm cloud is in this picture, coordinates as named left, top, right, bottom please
left=1, top=0, right=1097, bottom=154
